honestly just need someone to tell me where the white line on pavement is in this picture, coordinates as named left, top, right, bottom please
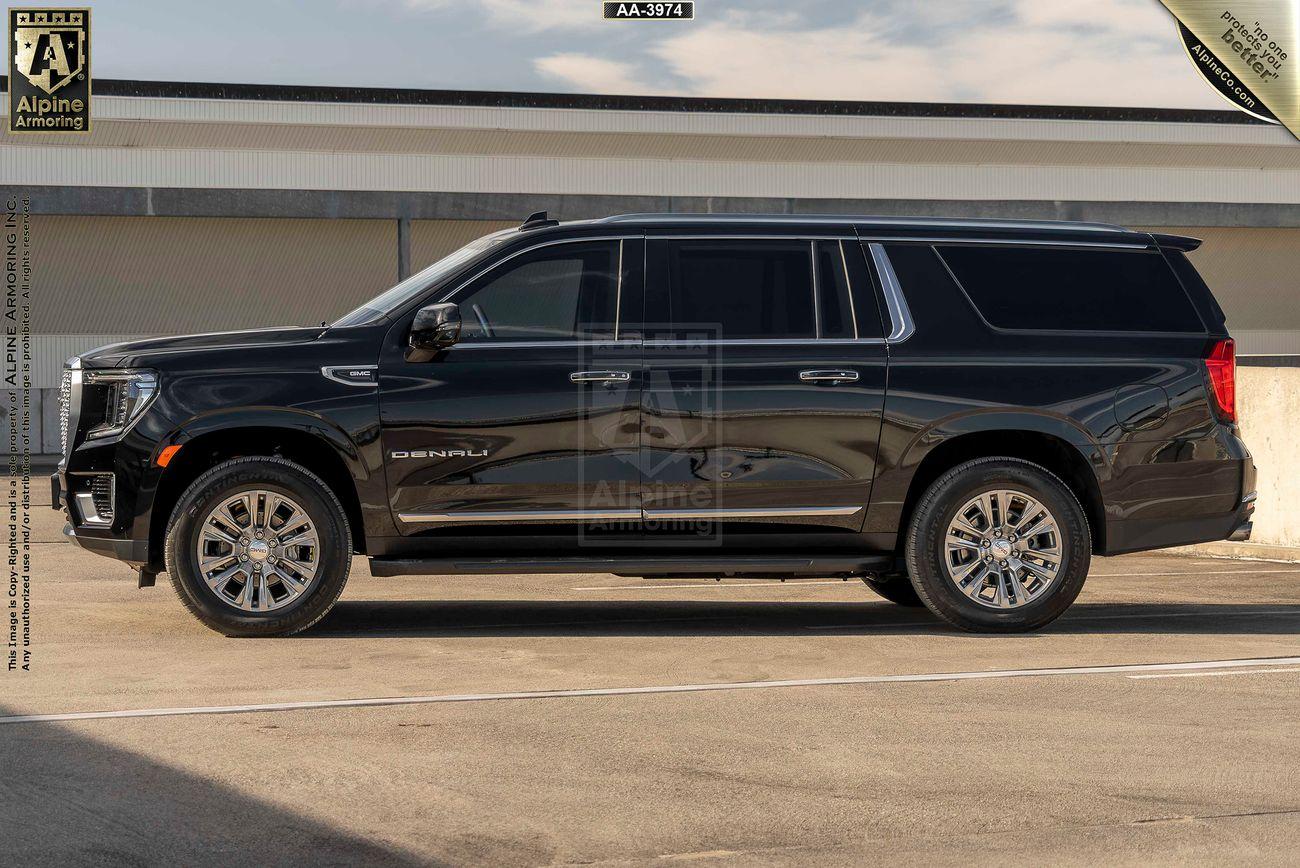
left=1090, top=569, right=1300, bottom=578
left=572, top=569, right=1300, bottom=593
left=5, top=656, right=1299, bottom=726
left=1127, top=667, right=1300, bottom=680
left=805, top=606, right=1300, bottom=630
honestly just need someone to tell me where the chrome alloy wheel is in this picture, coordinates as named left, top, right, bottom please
left=943, top=489, right=1062, bottom=609
left=195, top=489, right=320, bottom=612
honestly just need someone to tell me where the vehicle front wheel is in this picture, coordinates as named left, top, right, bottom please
left=904, top=457, right=1091, bottom=632
left=165, top=456, right=352, bottom=637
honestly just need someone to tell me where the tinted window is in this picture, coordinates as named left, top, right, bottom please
left=657, top=240, right=814, bottom=339
left=456, top=241, right=621, bottom=341
left=815, top=241, right=852, bottom=339
left=1164, top=249, right=1227, bottom=331
left=819, top=241, right=884, bottom=339
left=937, top=245, right=1204, bottom=333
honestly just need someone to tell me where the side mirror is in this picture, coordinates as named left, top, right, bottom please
left=408, top=303, right=461, bottom=357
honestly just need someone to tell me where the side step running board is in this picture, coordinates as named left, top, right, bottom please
left=369, top=555, right=892, bottom=578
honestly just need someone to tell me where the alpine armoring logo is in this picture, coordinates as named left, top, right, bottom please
left=8, top=7, right=91, bottom=133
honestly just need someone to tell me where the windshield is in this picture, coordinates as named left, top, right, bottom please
left=332, top=229, right=514, bottom=327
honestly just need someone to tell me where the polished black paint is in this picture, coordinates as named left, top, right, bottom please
left=53, top=215, right=1255, bottom=577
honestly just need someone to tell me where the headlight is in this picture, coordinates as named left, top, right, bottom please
left=83, top=369, right=158, bottom=440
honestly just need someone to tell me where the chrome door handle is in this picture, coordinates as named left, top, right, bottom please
left=799, top=370, right=859, bottom=384
left=570, top=370, right=631, bottom=384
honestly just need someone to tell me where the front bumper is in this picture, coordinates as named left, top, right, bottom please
left=62, top=522, right=150, bottom=566
left=53, top=472, right=150, bottom=567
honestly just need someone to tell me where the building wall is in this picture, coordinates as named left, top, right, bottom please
left=31, top=215, right=399, bottom=336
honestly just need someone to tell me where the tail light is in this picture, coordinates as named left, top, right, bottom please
left=1205, top=338, right=1236, bottom=423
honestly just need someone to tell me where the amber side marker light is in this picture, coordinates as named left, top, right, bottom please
left=1205, top=338, right=1236, bottom=423
left=156, top=444, right=183, bottom=467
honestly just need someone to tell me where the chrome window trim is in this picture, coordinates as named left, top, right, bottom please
left=867, top=243, right=916, bottom=344
left=654, top=234, right=857, bottom=241
left=644, top=338, right=886, bottom=347
left=838, top=241, right=860, bottom=340
left=449, top=339, right=642, bottom=350
left=614, top=239, right=625, bottom=341
left=809, top=240, right=821, bottom=339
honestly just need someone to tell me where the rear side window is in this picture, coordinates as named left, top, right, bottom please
left=648, top=239, right=872, bottom=341
left=937, top=245, right=1205, bottom=333
left=815, top=240, right=884, bottom=339
left=1163, top=249, right=1227, bottom=332
left=654, top=240, right=814, bottom=339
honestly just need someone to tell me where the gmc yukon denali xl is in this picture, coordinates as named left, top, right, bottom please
left=52, top=213, right=1256, bottom=636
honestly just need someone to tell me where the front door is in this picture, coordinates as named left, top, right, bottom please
left=640, top=235, right=888, bottom=539
left=379, top=236, right=644, bottom=533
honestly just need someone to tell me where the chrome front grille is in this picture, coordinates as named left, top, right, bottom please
left=59, top=367, right=72, bottom=456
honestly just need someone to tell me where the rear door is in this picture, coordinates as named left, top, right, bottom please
left=640, top=234, right=888, bottom=535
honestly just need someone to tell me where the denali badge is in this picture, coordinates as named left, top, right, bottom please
left=391, top=449, right=489, bottom=459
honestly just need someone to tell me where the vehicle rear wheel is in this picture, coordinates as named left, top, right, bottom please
left=165, top=456, right=352, bottom=637
left=862, top=572, right=924, bottom=607
left=904, top=457, right=1090, bottom=632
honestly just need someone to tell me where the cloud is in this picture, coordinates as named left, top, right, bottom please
left=535, top=54, right=659, bottom=94
left=401, top=0, right=598, bottom=32
left=532, top=0, right=1223, bottom=109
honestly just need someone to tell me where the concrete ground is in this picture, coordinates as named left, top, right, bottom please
left=3, top=504, right=1299, bottom=866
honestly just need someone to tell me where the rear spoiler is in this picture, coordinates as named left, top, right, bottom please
left=1149, top=232, right=1202, bottom=252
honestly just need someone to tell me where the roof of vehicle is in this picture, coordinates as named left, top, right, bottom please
left=524, top=213, right=1202, bottom=250
left=600, top=213, right=1129, bottom=232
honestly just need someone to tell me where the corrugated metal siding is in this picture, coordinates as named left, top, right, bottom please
left=29, top=216, right=398, bottom=334
left=5, top=94, right=1293, bottom=146
left=410, top=219, right=515, bottom=272
left=6, top=121, right=1300, bottom=170
left=1141, top=227, right=1300, bottom=335
left=29, top=335, right=147, bottom=388
left=8, top=147, right=1300, bottom=203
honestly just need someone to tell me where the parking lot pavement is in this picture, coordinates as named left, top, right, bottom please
left=4, top=539, right=1299, bottom=865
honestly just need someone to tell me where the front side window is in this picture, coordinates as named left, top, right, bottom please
left=333, top=229, right=513, bottom=327
left=455, top=241, right=622, bottom=341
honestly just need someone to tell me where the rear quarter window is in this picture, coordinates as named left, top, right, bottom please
left=937, top=245, right=1205, bottom=333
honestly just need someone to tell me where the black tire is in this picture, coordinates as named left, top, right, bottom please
left=904, top=457, right=1091, bottom=633
left=165, top=456, right=352, bottom=637
left=862, top=572, right=925, bottom=607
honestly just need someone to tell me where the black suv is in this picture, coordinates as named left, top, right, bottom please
left=52, top=213, right=1256, bottom=636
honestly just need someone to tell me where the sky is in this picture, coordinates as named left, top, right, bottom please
left=80, top=0, right=1225, bottom=109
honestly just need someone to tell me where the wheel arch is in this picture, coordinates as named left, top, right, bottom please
left=895, top=422, right=1106, bottom=555
left=149, top=416, right=368, bottom=569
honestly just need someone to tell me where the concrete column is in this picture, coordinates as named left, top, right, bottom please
left=397, top=217, right=411, bottom=281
